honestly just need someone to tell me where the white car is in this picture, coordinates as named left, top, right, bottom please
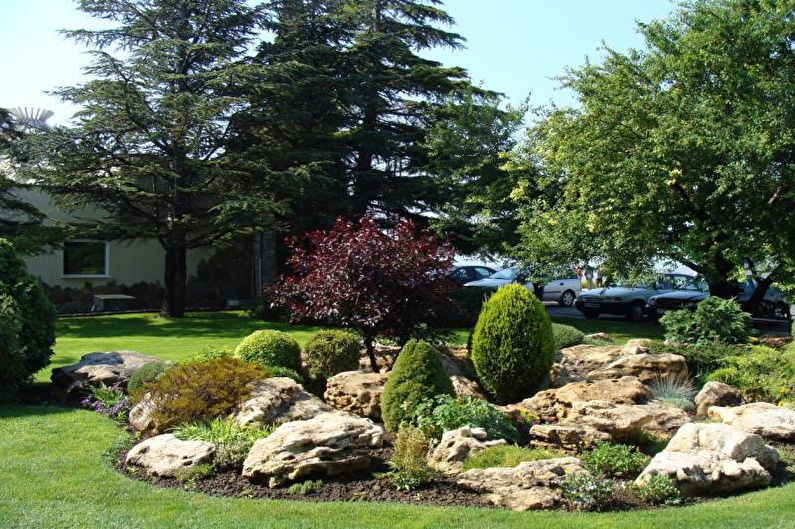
left=464, top=267, right=581, bottom=306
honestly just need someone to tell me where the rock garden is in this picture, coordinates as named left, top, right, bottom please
left=55, top=284, right=795, bottom=513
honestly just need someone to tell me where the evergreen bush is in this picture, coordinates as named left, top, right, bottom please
left=234, top=329, right=301, bottom=371
left=302, top=330, right=360, bottom=380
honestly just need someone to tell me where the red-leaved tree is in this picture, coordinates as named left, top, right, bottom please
left=270, top=215, right=455, bottom=372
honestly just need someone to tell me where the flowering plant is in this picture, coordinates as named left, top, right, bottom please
left=81, top=384, right=130, bottom=423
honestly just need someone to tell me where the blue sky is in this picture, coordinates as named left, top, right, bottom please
left=0, top=0, right=675, bottom=125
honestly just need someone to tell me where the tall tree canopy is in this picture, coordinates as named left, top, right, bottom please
left=513, top=0, right=795, bottom=300
left=23, top=0, right=284, bottom=317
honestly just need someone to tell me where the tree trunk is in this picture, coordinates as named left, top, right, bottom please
left=161, top=241, right=187, bottom=318
left=745, top=271, right=778, bottom=314
left=705, top=250, right=740, bottom=299
left=363, top=335, right=379, bottom=373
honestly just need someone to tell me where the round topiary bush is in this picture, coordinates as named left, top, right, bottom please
left=234, top=329, right=301, bottom=371
left=471, top=284, right=554, bottom=403
left=380, top=339, right=454, bottom=432
left=0, top=238, right=56, bottom=402
left=302, top=330, right=361, bottom=380
left=127, top=361, right=175, bottom=393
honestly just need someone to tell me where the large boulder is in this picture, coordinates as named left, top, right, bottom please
left=529, top=423, right=611, bottom=451
left=51, top=351, right=159, bottom=395
left=635, top=401, right=691, bottom=439
left=242, top=412, right=384, bottom=487
left=450, top=375, right=488, bottom=400
left=454, top=457, right=585, bottom=511
left=694, top=382, right=742, bottom=418
left=519, top=376, right=651, bottom=417
left=549, top=344, right=634, bottom=386
left=561, top=400, right=657, bottom=442
left=427, top=426, right=506, bottom=474
left=324, top=371, right=388, bottom=420
left=126, top=434, right=215, bottom=477
left=636, top=422, right=779, bottom=495
left=708, top=402, right=795, bottom=441
left=234, top=377, right=332, bottom=427
left=586, top=353, right=688, bottom=384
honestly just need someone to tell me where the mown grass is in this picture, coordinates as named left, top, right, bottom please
left=1, top=406, right=794, bottom=529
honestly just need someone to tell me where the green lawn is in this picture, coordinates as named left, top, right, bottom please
left=1, top=405, right=793, bottom=529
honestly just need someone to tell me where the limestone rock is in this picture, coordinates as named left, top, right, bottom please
left=561, top=400, right=655, bottom=442
left=519, top=376, right=651, bottom=417
left=529, top=423, right=611, bottom=451
left=549, top=344, right=633, bottom=386
left=694, top=382, right=742, bottom=418
left=708, top=402, right=795, bottom=441
left=51, top=351, right=159, bottom=395
left=587, top=353, right=688, bottom=384
left=635, top=401, right=690, bottom=439
left=126, top=434, right=215, bottom=477
left=234, top=377, right=332, bottom=427
left=128, top=392, right=163, bottom=434
left=427, top=426, right=505, bottom=474
left=583, top=332, right=612, bottom=342
left=242, top=412, right=384, bottom=487
left=441, top=347, right=477, bottom=379
left=324, top=371, right=388, bottom=420
left=455, top=457, right=585, bottom=511
left=450, top=375, right=488, bottom=400
left=636, top=422, right=779, bottom=495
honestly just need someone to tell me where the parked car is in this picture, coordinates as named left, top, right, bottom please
left=575, top=274, right=701, bottom=321
left=646, top=278, right=791, bottom=321
left=447, top=265, right=496, bottom=286
left=464, top=267, right=581, bottom=306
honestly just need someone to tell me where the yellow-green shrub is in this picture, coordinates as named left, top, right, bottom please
left=234, top=329, right=301, bottom=371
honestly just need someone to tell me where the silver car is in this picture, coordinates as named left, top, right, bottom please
left=464, top=267, right=582, bottom=306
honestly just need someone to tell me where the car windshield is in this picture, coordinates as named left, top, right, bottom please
left=490, top=267, right=519, bottom=280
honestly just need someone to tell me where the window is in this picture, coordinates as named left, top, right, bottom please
left=474, top=267, right=493, bottom=279
left=63, top=240, right=108, bottom=277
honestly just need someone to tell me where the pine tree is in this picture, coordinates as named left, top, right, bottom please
left=23, top=0, right=283, bottom=317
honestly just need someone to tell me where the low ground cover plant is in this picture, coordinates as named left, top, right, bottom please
left=131, top=357, right=266, bottom=432
left=127, top=361, right=174, bottom=393
left=285, top=479, right=323, bottom=495
left=462, top=445, right=566, bottom=471
left=582, top=442, right=650, bottom=479
left=632, top=474, right=682, bottom=505
left=552, top=323, right=585, bottom=351
left=413, top=395, right=520, bottom=443
left=380, top=340, right=454, bottom=432
left=708, top=344, right=795, bottom=405
left=302, top=330, right=360, bottom=381
left=557, top=471, right=615, bottom=511
left=235, top=330, right=302, bottom=372
left=81, top=384, right=130, bottom=422
left=173, top=418, right=275, bottom=470
left=471, top=284, right=555, bottom=403
left=659, top=297, right=751, bottom=345
left=383, top=426, right=436, bottom=491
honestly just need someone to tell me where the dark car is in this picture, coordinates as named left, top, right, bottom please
left=448, top=265, right=495, bottom=286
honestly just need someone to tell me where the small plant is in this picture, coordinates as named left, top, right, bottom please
left=707, top=345, right=795, bottom=404
left=172, top=418, right=274, bottom=470
left=127, top=361, right=174, bottom=393
left=384, top=426, right=436, bottom=491
left=302, top=330, right=361, bottom=380
left=175, top=463, right=214, bottom=488
left=462, top=445, right=566, bottom=471
left=81, top=384, right=131, bottom=422
left=192, top=346, right=234, bottom=362
left=131, top=357, right=267, bottom=432
left=263, top=365, right=304, bottom=383
left=380, top=340, right=454, bottom=432
left=285, top=479, right=323, bottom=495
left=552, top=323, right=585, bottom=351
left=413, top=395, right=519, bottom=443
left=557, top=471, right=615, bottom=511
left=633, top=474, right=682, bottom=505
left=234, top=329, right=301, bottom=371
left=648, top=373, right=697, bottom=411
left=582, top=442, right=650, bottom=479
left=659, top=296, right=752, bottom=345
left=470, top=284, right=555, bottom=403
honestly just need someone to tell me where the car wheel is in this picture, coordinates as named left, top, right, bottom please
left=582, top=309, right=600, bottom=319
left=626, top=301, right=645, bottom=322
left=559, top=290, right=576, bottom=307
left=774, top=302, right=791, bottom=321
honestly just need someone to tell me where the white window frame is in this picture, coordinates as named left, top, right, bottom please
left=62, top=239, right=111, bottom=279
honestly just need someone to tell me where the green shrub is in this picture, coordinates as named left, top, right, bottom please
left=127, top=361, right=174, bottom=393
left=302, top=330, right=360, bottom=380
left=263, top=365, right=304, bottom=383
left=557, top=471, right=615, bottom=511
left=173, top=418, right=274, bottom=470
left=285, top=479, right=323, bottom=495
left=175, top=463, right=214, bottom=487
left=380, top=340, right=454, bottom=432
left=552, top=323, right=585, bottom=351
left=0, top=238, right=56, bottom=402
left=633, top=474, right=682, bottom=505
left=384, top=426, right=435, bottom=491
left=131, top=357, right=267, bottom=432
left=659, top=296, right=751, bottom=345
left=234, top=330, right=301, bottom=371
left=462, top=445, right=566, bottom=471
left=707, top=345, right=795, bottom=404
left=470, top=284, right=555, bottom=403
left=646, top=340, right=748, bottom=383
left=81, top=384, right=130, bottom=422
left=192, top=346, right=234, bottom=362
left=582, top=442, right=650, bottom=479
left=648, top=373, right=697, bottom=411
left=413, top=395, right=519, bottom=443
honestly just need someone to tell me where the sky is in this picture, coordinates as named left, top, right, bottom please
left=0, top=0, right=676, bottom=126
